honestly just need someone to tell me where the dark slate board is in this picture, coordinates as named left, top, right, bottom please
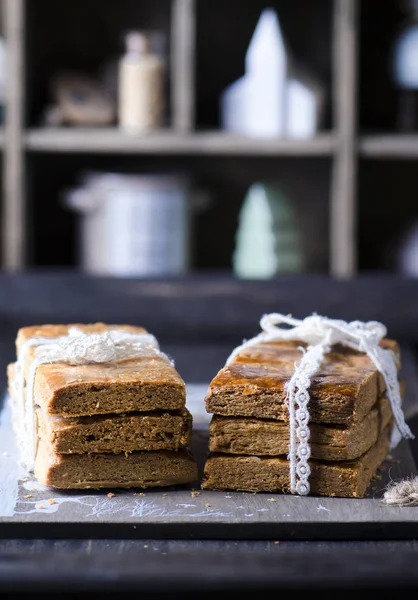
left=1, top=385, right=418, bottom=540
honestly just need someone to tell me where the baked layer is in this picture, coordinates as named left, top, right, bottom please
left=209, top=396, right=393, bottom=461
left=36, top=407, right=192, bottom=454
left=35, top=441, right=198, bottom=489
left=206, top=340, right=400, bottom=425
left=202, top=425, right=391, bottom=497
left=11, top=323, right=186, bottom=416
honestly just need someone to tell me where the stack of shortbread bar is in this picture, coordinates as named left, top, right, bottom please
left=8, top=324, right=198, bottom=489
left=203, top=339, right=400, bottom=497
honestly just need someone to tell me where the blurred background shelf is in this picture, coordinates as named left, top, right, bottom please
left=0, top=0, right=354, bottom=277
left=2, top=0, right=418, bottom=280
left=25, top=129, right=336, bottom=156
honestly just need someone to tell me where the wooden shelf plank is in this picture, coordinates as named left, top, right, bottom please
left=330, top=0, right=358, bottom=278
left=171, top=0, right=195, bottom=131
left=25, top=129, right=336, bottom=156
left=3, top=0, right=25, bottom=270
left=360, top=135, right=418, bottom=158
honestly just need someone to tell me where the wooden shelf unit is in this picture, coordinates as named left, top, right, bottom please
left=0, top=0, right=356, bottom=276
left=4, top=0, right=402, bottom=276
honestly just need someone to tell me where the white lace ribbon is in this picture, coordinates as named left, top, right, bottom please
left=226, top=313, right=413, bottom=496
left=10, top=327, right=171, bottom=471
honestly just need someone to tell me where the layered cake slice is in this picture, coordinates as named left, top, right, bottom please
left=8, top=323, right=198, bottom=489
left=203, top=335, right=401, bottom=497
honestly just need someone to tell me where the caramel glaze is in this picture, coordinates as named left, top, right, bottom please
left=207, top=339, right=400, bottom=401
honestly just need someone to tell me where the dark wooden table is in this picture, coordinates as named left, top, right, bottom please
left=1, top=272, right=418, bottom=595
left=2, top=539, right=418, bottom=597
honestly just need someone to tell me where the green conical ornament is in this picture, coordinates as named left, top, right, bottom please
left=233, top=183, right=303, bottom=279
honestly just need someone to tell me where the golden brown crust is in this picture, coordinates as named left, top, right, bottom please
left=36, top=407, right=192, bottom=454
left=16, top=323, right=147, bottom=353
left=35, top=441, right=198, bottom=489
left=13, top=323, right=186, bottom=416
left=202, top=425, right=391, bottom=497
left=209, top=396, right=393, bottom=461
left=205, top=340, right=399, bottom=425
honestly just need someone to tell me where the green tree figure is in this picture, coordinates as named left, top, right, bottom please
left=233, top=183, right=303, bottom=279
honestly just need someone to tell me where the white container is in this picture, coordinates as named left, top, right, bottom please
left=220, top=8, right=324, bottom=139
left=65, top=173, right=191, bottom=277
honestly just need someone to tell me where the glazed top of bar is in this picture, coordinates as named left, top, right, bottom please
left=205, top=339, right=400, bottom=423
left=12, top=323, right=186, bottom=416
left=16, top=323, right=148, bottom=355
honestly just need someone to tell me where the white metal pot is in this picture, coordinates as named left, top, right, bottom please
left=64, top=172, right=195, bottom=277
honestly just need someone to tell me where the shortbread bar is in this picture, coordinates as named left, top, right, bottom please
left=202, top=425, right=391, bottom=497
left=35, top=442, right=198, bottom=489
left=206, top=340, right=400, bottom=425
left=208, top=396, right=393, bottom=461
left=13, top=324, right=185, bottom=416
left=36, top=408, right=192, bottom=454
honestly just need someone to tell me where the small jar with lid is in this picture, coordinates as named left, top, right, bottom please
left=118, top=31, right=165, bottom=132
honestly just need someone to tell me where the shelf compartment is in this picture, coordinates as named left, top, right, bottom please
left=359, top=0, right=405, bottom=132
left=195, top=0, right=333, bottom=131
left=25, top=153, right=331, bottom=273
left=358, top=159, right=418, bottom=272
left=25, top=0, right=173, bottom=128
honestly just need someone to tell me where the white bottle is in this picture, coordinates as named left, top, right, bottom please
left=118, top=31, right=165, bottom=132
